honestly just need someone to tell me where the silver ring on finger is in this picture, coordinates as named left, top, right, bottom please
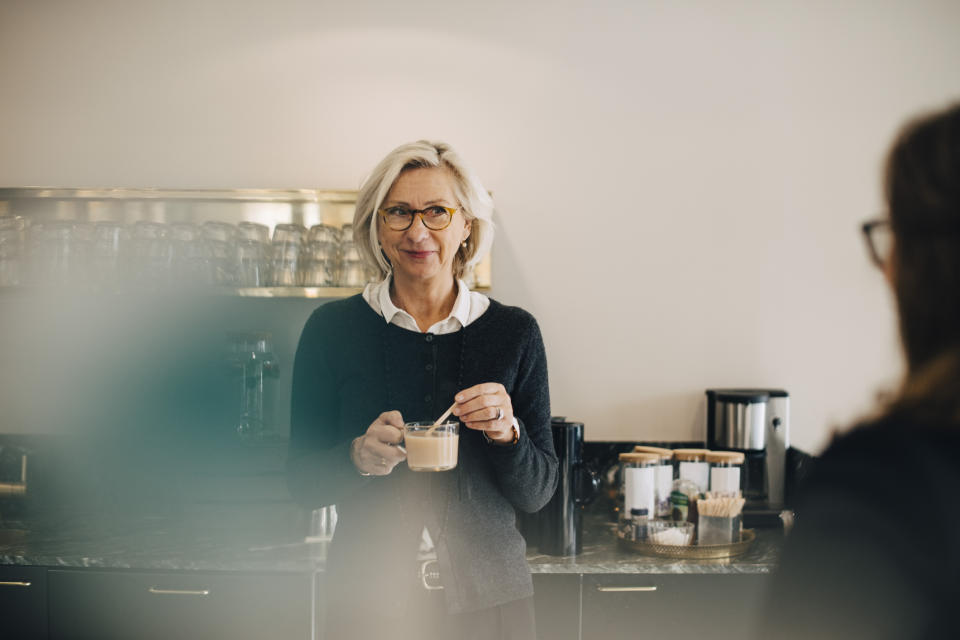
left=496, top=407, right=504, bottom=421
left=379, top=457, right=387, bottom=466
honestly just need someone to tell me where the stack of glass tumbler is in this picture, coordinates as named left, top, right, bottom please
left=0, top=216, right=378, bottom=289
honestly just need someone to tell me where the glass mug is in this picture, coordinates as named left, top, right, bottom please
left=403, top=421, right=459, bottom=472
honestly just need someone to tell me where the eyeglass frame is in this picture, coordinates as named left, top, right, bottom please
left=861, top=218, right=892, bottom=269
left=378, top=205, right=459, bottom=231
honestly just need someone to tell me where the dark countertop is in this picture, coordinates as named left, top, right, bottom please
left=0, top=508, right=784, bottom=575
left=0, top=506, right=325, bottom=573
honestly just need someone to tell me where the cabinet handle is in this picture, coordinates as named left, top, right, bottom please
left=148, top=587, right=210, bottom=596
left=595, top=585, right=658, bottom=593
left=0, top=581, right=32, bottom=587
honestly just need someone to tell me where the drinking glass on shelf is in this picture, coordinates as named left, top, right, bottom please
left=301, top=258, right=336, bottom=287
left=339, top=223, right=354, bottom=243
left=340, top=240, right=361, bottom=262
left=201, top=221, right=239, bottom=286
left=169, top=222, right=198, bottom=243
left=301, top=239, right=338, bottom=287
left=238, top=221, right=270, bottom=244
left=28, top=220, right=76, bottom=286
left=170, top=222, right=213, bottom=287
left=270, top=223, right=305, bottom=286
left=309, top=241, right=339, bottom=263
left=307, top=223, right=340, bottom=246
left=201, top=220, right=237, bottom=243
left=237, top=239, right=270, bottom=287
left=339, top=260, right=370, bottom=287
left=0, top=216, right=26, bottom=287
left=131, top=221, right=173, bottom=288
left=71, top=222, right=96, bottom=286
left=90, top=221, right=125, bottom=288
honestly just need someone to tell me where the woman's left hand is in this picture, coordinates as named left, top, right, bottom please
left=453, top=383, right=516, bottom=444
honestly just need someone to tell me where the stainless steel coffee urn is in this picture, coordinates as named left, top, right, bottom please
left=705, top=389, right=789, bottom=515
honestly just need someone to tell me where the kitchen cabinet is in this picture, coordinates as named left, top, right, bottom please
left=532, top=574, right=580, bottom=640
left=47, top=568, right=312, bottom=640
left=581, top=573, right=769, bottom=639
left=530, top=572, right=770, bottom=640
left=0, top=565, right=48, bottom=639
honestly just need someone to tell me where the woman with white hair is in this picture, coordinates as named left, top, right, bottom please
left=288, top=141, right=558, bottom=640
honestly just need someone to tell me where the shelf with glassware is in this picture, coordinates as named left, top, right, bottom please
left=0, top=187, right=492, bottom=296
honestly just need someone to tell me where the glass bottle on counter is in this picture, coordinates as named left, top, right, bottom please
left=618, top=452, right=659, bottom=540
left=707, top=450, right=745, bottom=496
left=633, top=446, right=674, bottom=519
left=226, top=331, right=280, bottom=441
left=629, top=508, right=649, bottom=542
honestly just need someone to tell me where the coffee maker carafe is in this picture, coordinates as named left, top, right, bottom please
left=706, top=389, right=789, bottom=519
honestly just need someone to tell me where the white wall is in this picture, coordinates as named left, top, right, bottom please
left=2, top=0, right=959, bottom=451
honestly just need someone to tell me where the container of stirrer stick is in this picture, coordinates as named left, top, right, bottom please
left=697, top=492, right=745, bottom=545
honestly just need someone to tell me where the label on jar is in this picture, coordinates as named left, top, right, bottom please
left=655, top=464, right=673, bottom=517
left=710, top=466, right=741, bottom=494
left=625, top=467, right=655, bottom=517
left=679, top=461, right=709, bottom=494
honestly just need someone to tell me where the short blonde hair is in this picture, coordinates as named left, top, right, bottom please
left=353, top=140, right=495, bottom=281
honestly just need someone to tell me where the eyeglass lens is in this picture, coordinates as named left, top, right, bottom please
left=383, top=207, right=452, bottom=231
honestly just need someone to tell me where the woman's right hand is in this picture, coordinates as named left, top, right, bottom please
left=350, top=411, right=407, bottom=476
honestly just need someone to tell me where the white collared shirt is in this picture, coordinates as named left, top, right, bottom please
left=362, top=275, right=490, bottom=334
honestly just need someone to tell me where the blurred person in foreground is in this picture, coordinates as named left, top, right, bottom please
left=287, top=140, right=557, bottom=640
left=759, top=102, right=960, bottom=639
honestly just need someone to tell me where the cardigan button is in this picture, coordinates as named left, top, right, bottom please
left=425, top=363, right=433, bottom=371
left=424, top=394, right=432, bottom=402
left=425, top=334, right=434, bottom=342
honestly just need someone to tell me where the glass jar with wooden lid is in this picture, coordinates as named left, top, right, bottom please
left=633, top=446, right=674, bottom=518
left=706, top=450, right=745, bottom=497
left=672, top=448, right=711, bottom=495
left=618, top=452, right=660, bottom=540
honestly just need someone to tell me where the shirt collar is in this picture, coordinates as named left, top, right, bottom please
left=447, top=278, right=472, bottom=328
left=375, top=275, right=471, bottom=331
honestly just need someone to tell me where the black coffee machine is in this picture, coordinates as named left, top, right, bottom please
left=517, top=417, right=599, bottom=556
left=706, top=389, right=789, bottom=526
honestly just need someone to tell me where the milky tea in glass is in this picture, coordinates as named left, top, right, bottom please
left=403, top=421, right=459, bottom=471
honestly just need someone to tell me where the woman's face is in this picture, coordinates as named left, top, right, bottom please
left=378, top=167, right=471, bottom=285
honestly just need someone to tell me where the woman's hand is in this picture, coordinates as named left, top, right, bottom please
left=350, top=411, right=407, bottom=476
left=453, top=383, right=517, bottom=445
